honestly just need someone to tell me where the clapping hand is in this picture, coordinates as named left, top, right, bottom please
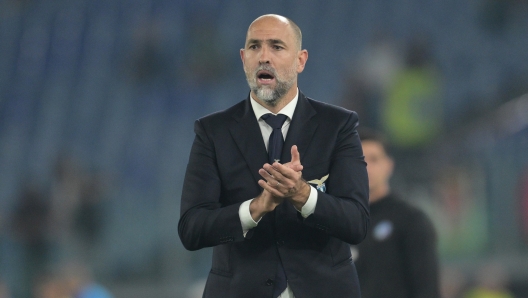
left=250, top=146, right=310, bottom=220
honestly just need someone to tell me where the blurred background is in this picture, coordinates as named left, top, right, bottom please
left=0, top=0, right=527, bottom=297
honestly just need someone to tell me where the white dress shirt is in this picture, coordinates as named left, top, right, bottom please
left=238, top=90, right=318, bottom=298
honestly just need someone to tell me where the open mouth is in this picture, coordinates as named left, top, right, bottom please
left=257, top=70, right=276, bottom=84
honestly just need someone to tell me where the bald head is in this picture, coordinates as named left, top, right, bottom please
left=247, top=14, right=302, bottom=50
left=241, top=14, right=308, bottom=112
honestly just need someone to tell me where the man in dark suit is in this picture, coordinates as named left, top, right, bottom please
left=178, top=14, right=369, bottom=298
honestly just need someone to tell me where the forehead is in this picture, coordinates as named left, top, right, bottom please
left=246, top=17, right=294, bottom=43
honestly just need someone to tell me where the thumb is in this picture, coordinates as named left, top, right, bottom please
left=291, top=145, right=301, bottom=166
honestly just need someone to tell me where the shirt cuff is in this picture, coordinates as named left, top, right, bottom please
left=299, top=185, right=318, bottom=218
left=239, top=199, right=259, bottom=237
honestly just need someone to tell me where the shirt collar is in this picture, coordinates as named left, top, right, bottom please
left=250, top=89, right=298, bottom=121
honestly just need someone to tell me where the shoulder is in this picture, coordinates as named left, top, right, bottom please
left=194, top=99, right=248, bottom=132
left=384, top=196, right=434, bottom=226
left=199, top=99, right=246, bottom=123
left=301, top=96, right=360, bottom=133
left=189, top=99, right=249, bottom=141
left=385, top=196, right=418, bottom=212
left=306, top=97, right=358, bottom=120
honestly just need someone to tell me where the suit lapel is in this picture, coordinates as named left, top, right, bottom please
left=228, top=92, right=318, bottom=185
left=229, top=98, right=269, bottom=185
left=282, top=92, right=318, bottom=163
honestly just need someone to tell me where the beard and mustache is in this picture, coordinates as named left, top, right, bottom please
left=244, top=63, right=298, bottom=107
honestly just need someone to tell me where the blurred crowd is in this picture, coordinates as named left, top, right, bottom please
left=0, top=0, right=528, bottom=297
left=0, top=262, right=113, bottom=298
left=0, top=155, right=111, bottom=298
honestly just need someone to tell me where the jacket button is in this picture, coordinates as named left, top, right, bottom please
left=266, top=278, right=274, bottom=286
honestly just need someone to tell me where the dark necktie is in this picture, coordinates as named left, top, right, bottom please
left=261, top=113, right=288, bottom=297
left=261, top=113, right=288, bottom=164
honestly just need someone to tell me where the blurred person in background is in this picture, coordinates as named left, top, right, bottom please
left=340, top=30, right=403, bottom=131
left=34, top=261, right=113, bottom=298
left=352, top=128, right=440, bottom=298
left=381, top=35, right=443, bottom=152
left=178, top=14, right=369, bottom=298
left=33, top=273, right=70, bottom=298
left=10, top=184, right=53, bottom=298
left=61, top=261, right=114, bottom=298
left=72, top=172, right=108, bottom=260
left=380, top=35, right=443, bottom=190
left=49, top=155, right=86, bottom=259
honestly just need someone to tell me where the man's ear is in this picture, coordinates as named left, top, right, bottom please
left=240, top=48, right=245, bottom=64
left=296, top=49, right=308, bottom=73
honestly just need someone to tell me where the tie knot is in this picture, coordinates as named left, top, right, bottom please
left=262, top=113, right=288, bottom=129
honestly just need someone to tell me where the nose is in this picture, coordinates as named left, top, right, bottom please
left=259, top=46, right=270, bottom=64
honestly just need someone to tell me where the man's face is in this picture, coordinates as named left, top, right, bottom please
left=240, top=16, right=307, bottom=106
left=362, top=140, right=393, bottom=193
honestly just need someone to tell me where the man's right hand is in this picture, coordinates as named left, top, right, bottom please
left=249, top=189, right=283, bottom=221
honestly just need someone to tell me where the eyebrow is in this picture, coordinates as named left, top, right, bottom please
left=246, top=38, right=287, bottom=47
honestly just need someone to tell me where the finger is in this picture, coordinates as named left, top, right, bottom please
left=289, top=163, right=303, bottom=172
left=283, top=162, right=303, bottom=172
left=263, top=164, right=287, bottom=182
left=259, top=166, right=292, bottom=195
left=258, top=168, right=276, bottom=182
left=259, top=167, right=287, bottom=191
left=269, top=162, right=299, bottom=181
left=258, top=179, right=284, bottom=197
left=290, top=145, right=301, bottom=166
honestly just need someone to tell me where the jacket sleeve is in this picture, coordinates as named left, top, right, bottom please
left=302, top=111, right=370, bottom=244
left=178, top=119, right=245, bottom=251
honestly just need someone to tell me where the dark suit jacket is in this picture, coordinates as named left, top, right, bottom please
left=178, top=91, right=369, bottom=298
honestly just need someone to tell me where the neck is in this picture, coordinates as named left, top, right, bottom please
left=369, top=184, right=390, bottom=203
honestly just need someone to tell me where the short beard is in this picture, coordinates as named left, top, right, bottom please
left=245, top=64, right=297, bottom=107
